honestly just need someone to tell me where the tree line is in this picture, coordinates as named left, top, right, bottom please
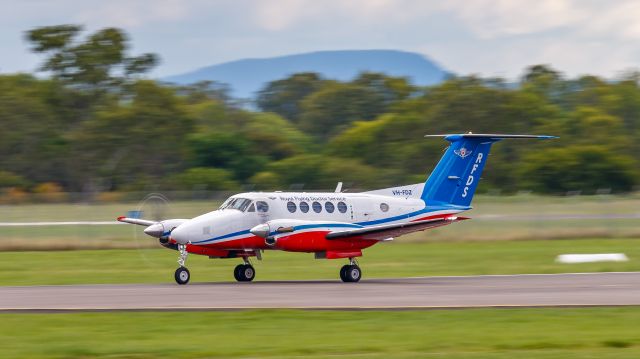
left=1, top=25, right=639, bottom=197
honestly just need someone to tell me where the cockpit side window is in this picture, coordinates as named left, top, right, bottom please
left=256, top=201, right=269, bottom=212
left=220, top=197, right=252, bottom=211
left=247, top=203, right=256, bottom=212
left=219, top=198, right=233, bottom=210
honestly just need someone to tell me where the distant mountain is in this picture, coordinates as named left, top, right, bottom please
left=162, top=50, right=448, bottom=98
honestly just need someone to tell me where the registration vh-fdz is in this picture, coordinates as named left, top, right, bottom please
left=119, top=133, right=555, bottom=284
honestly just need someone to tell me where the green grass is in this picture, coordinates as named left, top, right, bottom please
left=2, top=308, right=640, bottom=358
left=1, top=238, right=638, bottom=286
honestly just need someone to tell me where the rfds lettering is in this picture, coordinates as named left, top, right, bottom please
left=461, top=153, right=484, bottom=198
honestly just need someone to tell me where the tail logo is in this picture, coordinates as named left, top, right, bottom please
left=454, top=147, right=472, bottom=159
left=461, top=153, right=484, bottom=198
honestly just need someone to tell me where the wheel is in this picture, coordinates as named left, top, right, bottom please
left=233, top=264, right=243, bottom=281
left=174, top=266, right=190, bottom=285
left=342, top=265, right=361, bottom=283
left=339, top=265, right=350, bottom=282
left=234, top=264, right=255, bottom=282
left=242, top=265, right=255, bottom=282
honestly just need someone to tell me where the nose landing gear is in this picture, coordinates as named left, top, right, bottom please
left=339, top=258, right=362, bottom=283
left=174, top=244, right=190, bottom=285
left=234, top=257, right=256, bottom=282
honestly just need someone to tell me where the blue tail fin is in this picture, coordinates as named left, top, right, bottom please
left=421, top=134, right=556, bottom=207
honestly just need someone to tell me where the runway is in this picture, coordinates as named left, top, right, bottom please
left=1, top=272, right=639, bottom=311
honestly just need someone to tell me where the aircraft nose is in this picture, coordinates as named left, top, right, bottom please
left=170, top=224, right=190, bottom=244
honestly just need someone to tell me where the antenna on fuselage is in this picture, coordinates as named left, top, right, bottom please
left=334, top=182, right=343, bottom=193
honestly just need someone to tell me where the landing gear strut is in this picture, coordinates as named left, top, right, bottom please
left=174, top=244, right=190, bottom=285
left=234, top=257, right=255, bottom=282
left=339, top=258, right=362, bottom=283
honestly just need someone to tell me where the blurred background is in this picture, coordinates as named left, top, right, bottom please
left=3, top=3, right=640, bottom=358
left=1, top=0, right=639, bottom=248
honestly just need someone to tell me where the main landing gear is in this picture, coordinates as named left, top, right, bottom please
left=234, top=257, right=256, bottom=282
left=339, top=258, right=362, bottom=283
left=174, top=244, right=190, bottom=285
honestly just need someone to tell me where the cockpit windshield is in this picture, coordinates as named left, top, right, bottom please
left=219, top=197, right=252, bottom=212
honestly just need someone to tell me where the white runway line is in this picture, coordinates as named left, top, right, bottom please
left=556, top=253, right=629, bottom=263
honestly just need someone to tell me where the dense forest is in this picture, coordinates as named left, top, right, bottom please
left=1, top=26, right=639, bottom=197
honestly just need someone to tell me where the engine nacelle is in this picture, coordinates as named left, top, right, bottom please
left=250, top=220, right=308, bottom=247
left=143, top=219, right=188, bottom=239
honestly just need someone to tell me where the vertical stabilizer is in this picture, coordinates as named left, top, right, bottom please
left=421, top=134, right=556, bottom=207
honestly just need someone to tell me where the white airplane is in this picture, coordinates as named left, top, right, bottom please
left=119, top=133, right=555, bottom=284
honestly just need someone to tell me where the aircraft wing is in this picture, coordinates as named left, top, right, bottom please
left=117, top=216, right=157, bottom=227
left=326, top=216, right=468, bottom=241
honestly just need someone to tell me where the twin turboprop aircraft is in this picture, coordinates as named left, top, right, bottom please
left=118, top=133, right=555, bottom=284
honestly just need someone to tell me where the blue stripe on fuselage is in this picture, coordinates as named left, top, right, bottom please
left=189, top=204, right=468, bottom=245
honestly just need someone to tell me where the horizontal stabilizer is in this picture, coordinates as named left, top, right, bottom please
left=424, top=133, right=558, bottom=141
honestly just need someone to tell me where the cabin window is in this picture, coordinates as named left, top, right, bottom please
left=325, top=202, right=335, bottom=213
left=256, top=201, right=269, bottom=212
left=300, top=201, right=310, bottom=213
left=287, top=201, right=297, bottom=213
left=312, top=201, right=322, bottom=213
left=337, top=201, right=347, bottom=213
left=380, top=203, right=389, bottom=212
left=247, top=203, right=256, bottom=212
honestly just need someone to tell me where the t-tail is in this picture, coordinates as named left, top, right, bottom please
left=421, top=133, right=556, bottom=207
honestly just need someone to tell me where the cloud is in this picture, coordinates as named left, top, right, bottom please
left=3, top=0, right=640, bottom=79
left=442, top=0, right=587, bottom=39
left=73, top=0, right=190, bottom=28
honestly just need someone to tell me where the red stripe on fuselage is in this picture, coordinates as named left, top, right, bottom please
left=193, top=231, right=376, bottom=253
left=184, top=212, right=457, bottom=256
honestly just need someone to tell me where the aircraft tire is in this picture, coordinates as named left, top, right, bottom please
left=344, top=265, right=361, bottom=283
left=233, top=264, right=243, bottom=281
left=339, top=265, right=350, bottom=282
left=174, top=266, right=190, bottom=285
left=234, top=264, right=255, bottom=282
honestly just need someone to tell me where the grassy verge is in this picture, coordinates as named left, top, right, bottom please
left=1, top=308, right=640, bottom=358
left=1, top=238, right=638, bottom=286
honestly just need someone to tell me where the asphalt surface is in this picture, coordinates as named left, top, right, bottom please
left=1, top=272, right=639, bottom=311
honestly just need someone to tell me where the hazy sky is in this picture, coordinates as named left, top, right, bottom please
left=2, top=0, right=639, bottom=79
